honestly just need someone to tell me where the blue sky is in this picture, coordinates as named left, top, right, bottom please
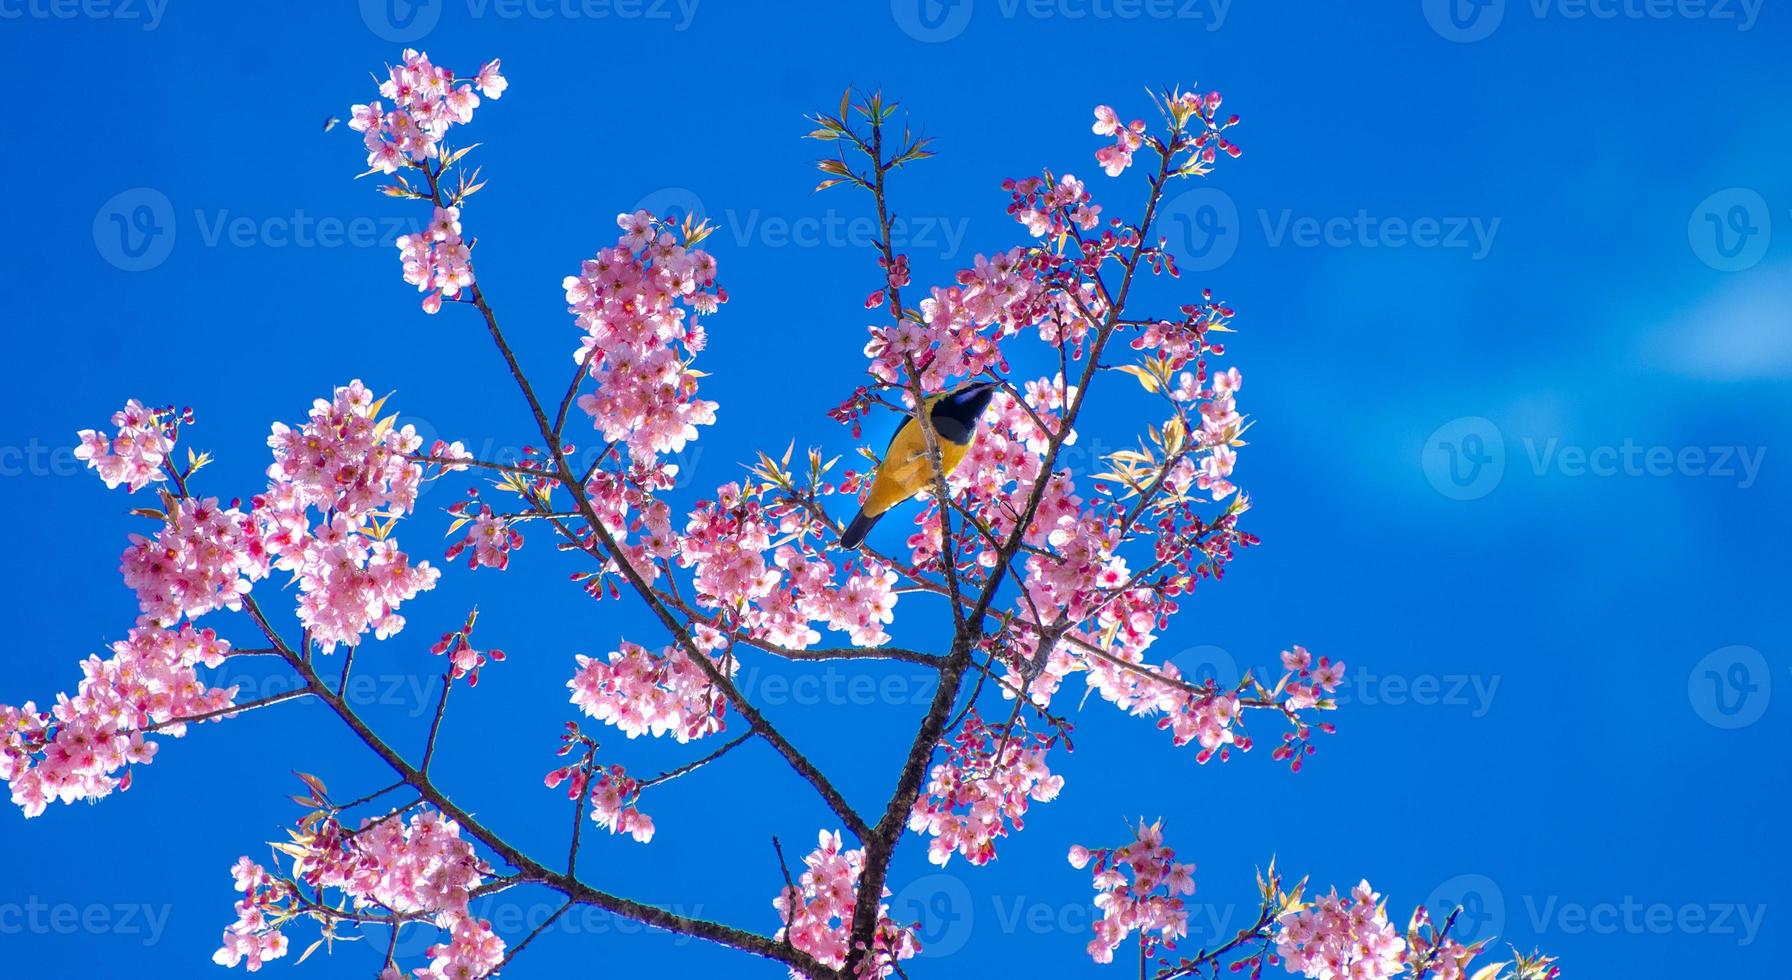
left=2, top=1, right=1789, bottom=976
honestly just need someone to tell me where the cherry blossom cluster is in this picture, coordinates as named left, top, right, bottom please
left=1166, top=363, right=1247, bottom=501
left=1091, top=104, right=1147, bottom=176
left=1066, top=824, right=1560, bottom=977
left=12, top=386, right=442, bottom=814
left=1279, top=645, right=1346, bottom=711
left=566, top=640, right=728, bottom=743
left=264, top=380, right=424, bottom=518
left=349, top=49, right=505, bottom=176
left=1, top=626, right=236, bottom=817
left=429, top=611, right=506, bottom=686
left=1274, top=880, right=1409, bottom=980
left=443, top=502, right=523, bottom=571
left=1092, top=87, right=1240, bottom=179
left=861, top=248, right=1078, bottom=392
left=348, top=50, right=503, bottom=314
left=678, top=481, right=902, bottom=648
left=257, top=380, right=441, bottom=652
left=1010, top=173, right=1104, bottom=239
left=216, top=808, right=503, bottom=978
left=861, top=252, right=909, bottom=310
left=771, top=830, right=920, bottom=978
left=564, top=213, right=726, bottom=461
left=84, top=384, right=443, bottom=653
left=906, top=712, right=1063, bottom=866
left=73, top=399, right=181, bottom=492
left=213, top=858, right=291, bottom=971
left=410, top=916, right=507, bottom=980
left=307, top=809, right=491, bottom=923
left=1405, top=904, right=1483, bottom=980
left=548, top=759, right=654, bottom=843
left=1068, top=819, right=1195, bottom=964
left=583, top=765, right=653, bottom=842
left=120, top=495, right=267, bottom=627
left=396, top=207, right=476, bottom=313
left=545, top=721, right=656, bottom=843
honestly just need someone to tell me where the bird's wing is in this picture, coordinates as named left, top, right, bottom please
left=864, top=416, right=932, bottom=516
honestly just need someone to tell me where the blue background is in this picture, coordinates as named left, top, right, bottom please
left=2, top=1, right=1787, bottom=976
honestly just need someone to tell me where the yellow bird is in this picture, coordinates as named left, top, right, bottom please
left=841, top=380, right=1000, bottom=550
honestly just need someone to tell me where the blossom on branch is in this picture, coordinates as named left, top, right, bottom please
left=1069, top=818, right=1195, bottom=964
left=2, top=626, right=238, bottom=817
left=73, top=399, right=179, bottom=492
left=772, top=830, right=920, bottom=978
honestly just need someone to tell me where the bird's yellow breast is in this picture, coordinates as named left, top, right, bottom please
left=863, top=417, right=975, bottom=518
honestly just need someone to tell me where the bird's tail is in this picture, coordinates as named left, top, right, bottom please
left=840, top=509, right=881, bottom=551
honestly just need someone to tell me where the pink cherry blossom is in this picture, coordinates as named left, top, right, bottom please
left=474, top=59, right=507, bottom=100
left=772, top=830, right=920, bottom=978
left=563, top=213, right=725, bottom=461
left=215, top=808, right=503, bottom=977
left=1071, top=819, right=1195, bottom=964
left=2, top=626, right=239, bottom=817
left=1274, top=880, right=1408, bottom=980
left=121, top=496, right=267, bottom=626
left=907, top=712, right=1063, bottom=866
left=74, top=399, right=178, bottom=492
left=257, top=380, right=441, bottom=652
left=566, top=640, right=728, bottom=743
left=430, top=612, right=506, bottom=686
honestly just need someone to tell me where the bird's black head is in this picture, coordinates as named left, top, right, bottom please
left=929, top=380, right=1001, bottom=443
